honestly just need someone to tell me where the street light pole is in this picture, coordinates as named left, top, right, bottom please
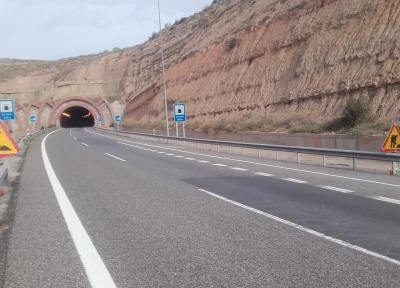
left=157, top=0, right=170, bottom=136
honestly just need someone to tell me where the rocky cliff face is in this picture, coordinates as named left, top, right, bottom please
left=1, top=0, right=400, bottom=132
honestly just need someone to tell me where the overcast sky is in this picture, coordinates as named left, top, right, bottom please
left=0, top=0, right=212, bottom=60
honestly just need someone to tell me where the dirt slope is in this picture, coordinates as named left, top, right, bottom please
left=1, top=0, right=399, bottom=133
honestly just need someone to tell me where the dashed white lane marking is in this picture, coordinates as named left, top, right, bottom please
left=175, top=155, right=184, bottom=158
left=166, top=153, right=174, bottom=156
left=92, top=133, right=400, bottom=188
left=254, top=172, right=274, bottom=177
left=198, top=160, right=210, bottom=163
left=197, top=188, right=400, bottom=267
left=231, top=167, right=248, bottom=172
left=320, top=186, right=353, bottom=194
left=158, top=152, right=166, bottom=154
left=213, top=163, right=227, bottom=167
left=69, top=129, right=72, bottom=137
left=81, top=143, right=89, bottom=147
left=42, top=130, right=117, bottom=288
left=185, top=157, right=196, bottom=161
left=104, top=153, right=127, bottom=162
left=283, top=178, right=308, bottom=184
left=73, top=137, right=77, bottom=141
left=371, top=196, right=400, bottom=205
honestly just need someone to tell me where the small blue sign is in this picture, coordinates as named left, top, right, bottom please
left=174, top=103, right=186, bottom=122
left=29, top=115, right=37, bottom=123
left=0, top=100, right=15, bottom=121
left=114, top=115, right=122, bottom=123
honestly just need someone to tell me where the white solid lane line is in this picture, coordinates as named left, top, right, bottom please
left=371, top=196, right=400, bottom=205
left=104, top=153, right=127, bottom=162
left=320, top=186, right=353, bottom=193
left=197, top=188, right=400, bottom=267
left=42, top=130, right=117, bottom=288
left=82, top=143, right=89, bottom=147
left=87, top=130, right=400, bottom=188
left=254, top=172, right=274, bottom=177
left=231, top=167, right=248, bottom=172
left=283, top=178, right=308, bottom=184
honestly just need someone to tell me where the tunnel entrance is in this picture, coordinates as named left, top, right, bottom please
left=60, top=106, right=95, bottom=128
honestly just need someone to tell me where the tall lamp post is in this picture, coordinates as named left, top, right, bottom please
left=157, top=0, right=170, bottom=136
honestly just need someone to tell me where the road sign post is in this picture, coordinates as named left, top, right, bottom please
left=173, top=103, right=187, bottom=138
left=381, top=124, right=400, bottom=152
left=29, top=114, right=37, bottom=132
left=0, top=121, right=19, bottom=158
left=114, top=115, right=122, bottom=132
left=0, top=99, right=16, bottom=137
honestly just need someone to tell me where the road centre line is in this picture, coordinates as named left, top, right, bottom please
left=104, top=153, right=127, bottom=162
left=283, top=178, right=308, bottom=184
left=42, top=130, right=117, bottom=288
left=371, top=196, right=400, bottom=205
left=213, top=163, right=227, bottom=167
left=84, top=132, right=400, bottom=188
left=231, top=167, right=248, bottom=171
left=197, top=188, right=400, bottom=267
left=255, top=172, right=274, bottom=177
left=320, top=186, right=353, bottom=193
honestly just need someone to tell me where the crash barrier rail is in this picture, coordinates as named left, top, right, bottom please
left=94, top=127, right=400, bottom=176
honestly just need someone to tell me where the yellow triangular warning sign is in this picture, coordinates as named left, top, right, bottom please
left=382, top=124, right=400, bottom=152
left=0, top=122, right=18, bottom=157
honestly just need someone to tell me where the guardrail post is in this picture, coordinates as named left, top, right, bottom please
left=393, top=162, right=399, bottom=176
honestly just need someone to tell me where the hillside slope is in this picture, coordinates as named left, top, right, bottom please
left=1, top=0, right=399, bottom=133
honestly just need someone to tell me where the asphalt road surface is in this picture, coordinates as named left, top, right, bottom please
left=3, top=128, right=400, bottom=287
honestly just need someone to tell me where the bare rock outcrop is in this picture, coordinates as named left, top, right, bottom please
left=1, top=0, right=400, bottom=131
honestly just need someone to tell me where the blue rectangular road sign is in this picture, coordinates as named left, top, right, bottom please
left=174, top=103, right=186, bottom=122
left=0, top=99, right=15, bottom=121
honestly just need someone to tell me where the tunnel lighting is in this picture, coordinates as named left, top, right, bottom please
left=83, top=112, right=92, bottom=118
left=62, top=112, right=71, bottom=118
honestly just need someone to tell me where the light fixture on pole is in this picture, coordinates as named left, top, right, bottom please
left=157, top=0, right=170, bottom=136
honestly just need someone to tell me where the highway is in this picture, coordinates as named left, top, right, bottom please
left=4, top=128, right=400, bottom=287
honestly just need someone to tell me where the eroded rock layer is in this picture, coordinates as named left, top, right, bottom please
left=1, top=0, right=399, bottom=131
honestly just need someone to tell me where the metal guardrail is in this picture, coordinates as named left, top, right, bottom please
left=96, top=127, right=400, bottom=162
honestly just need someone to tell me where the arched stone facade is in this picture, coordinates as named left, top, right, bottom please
left=14, top=97, right=122, bottom=132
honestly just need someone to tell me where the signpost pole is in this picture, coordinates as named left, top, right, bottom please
left=175, top=122, right=179, bottom=138
left=183, top=122, right=186, bottom=138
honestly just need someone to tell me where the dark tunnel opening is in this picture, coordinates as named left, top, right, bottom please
left=60, top=106, right=95, bottom=128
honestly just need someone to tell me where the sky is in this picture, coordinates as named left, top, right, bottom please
left=0, top=0, right=212, bottom=60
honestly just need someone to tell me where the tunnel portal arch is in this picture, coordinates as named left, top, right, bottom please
left=49, top=98, right=112, bottom=127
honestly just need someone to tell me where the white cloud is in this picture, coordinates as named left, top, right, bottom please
left=0, top=0, right=212, bottom=60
